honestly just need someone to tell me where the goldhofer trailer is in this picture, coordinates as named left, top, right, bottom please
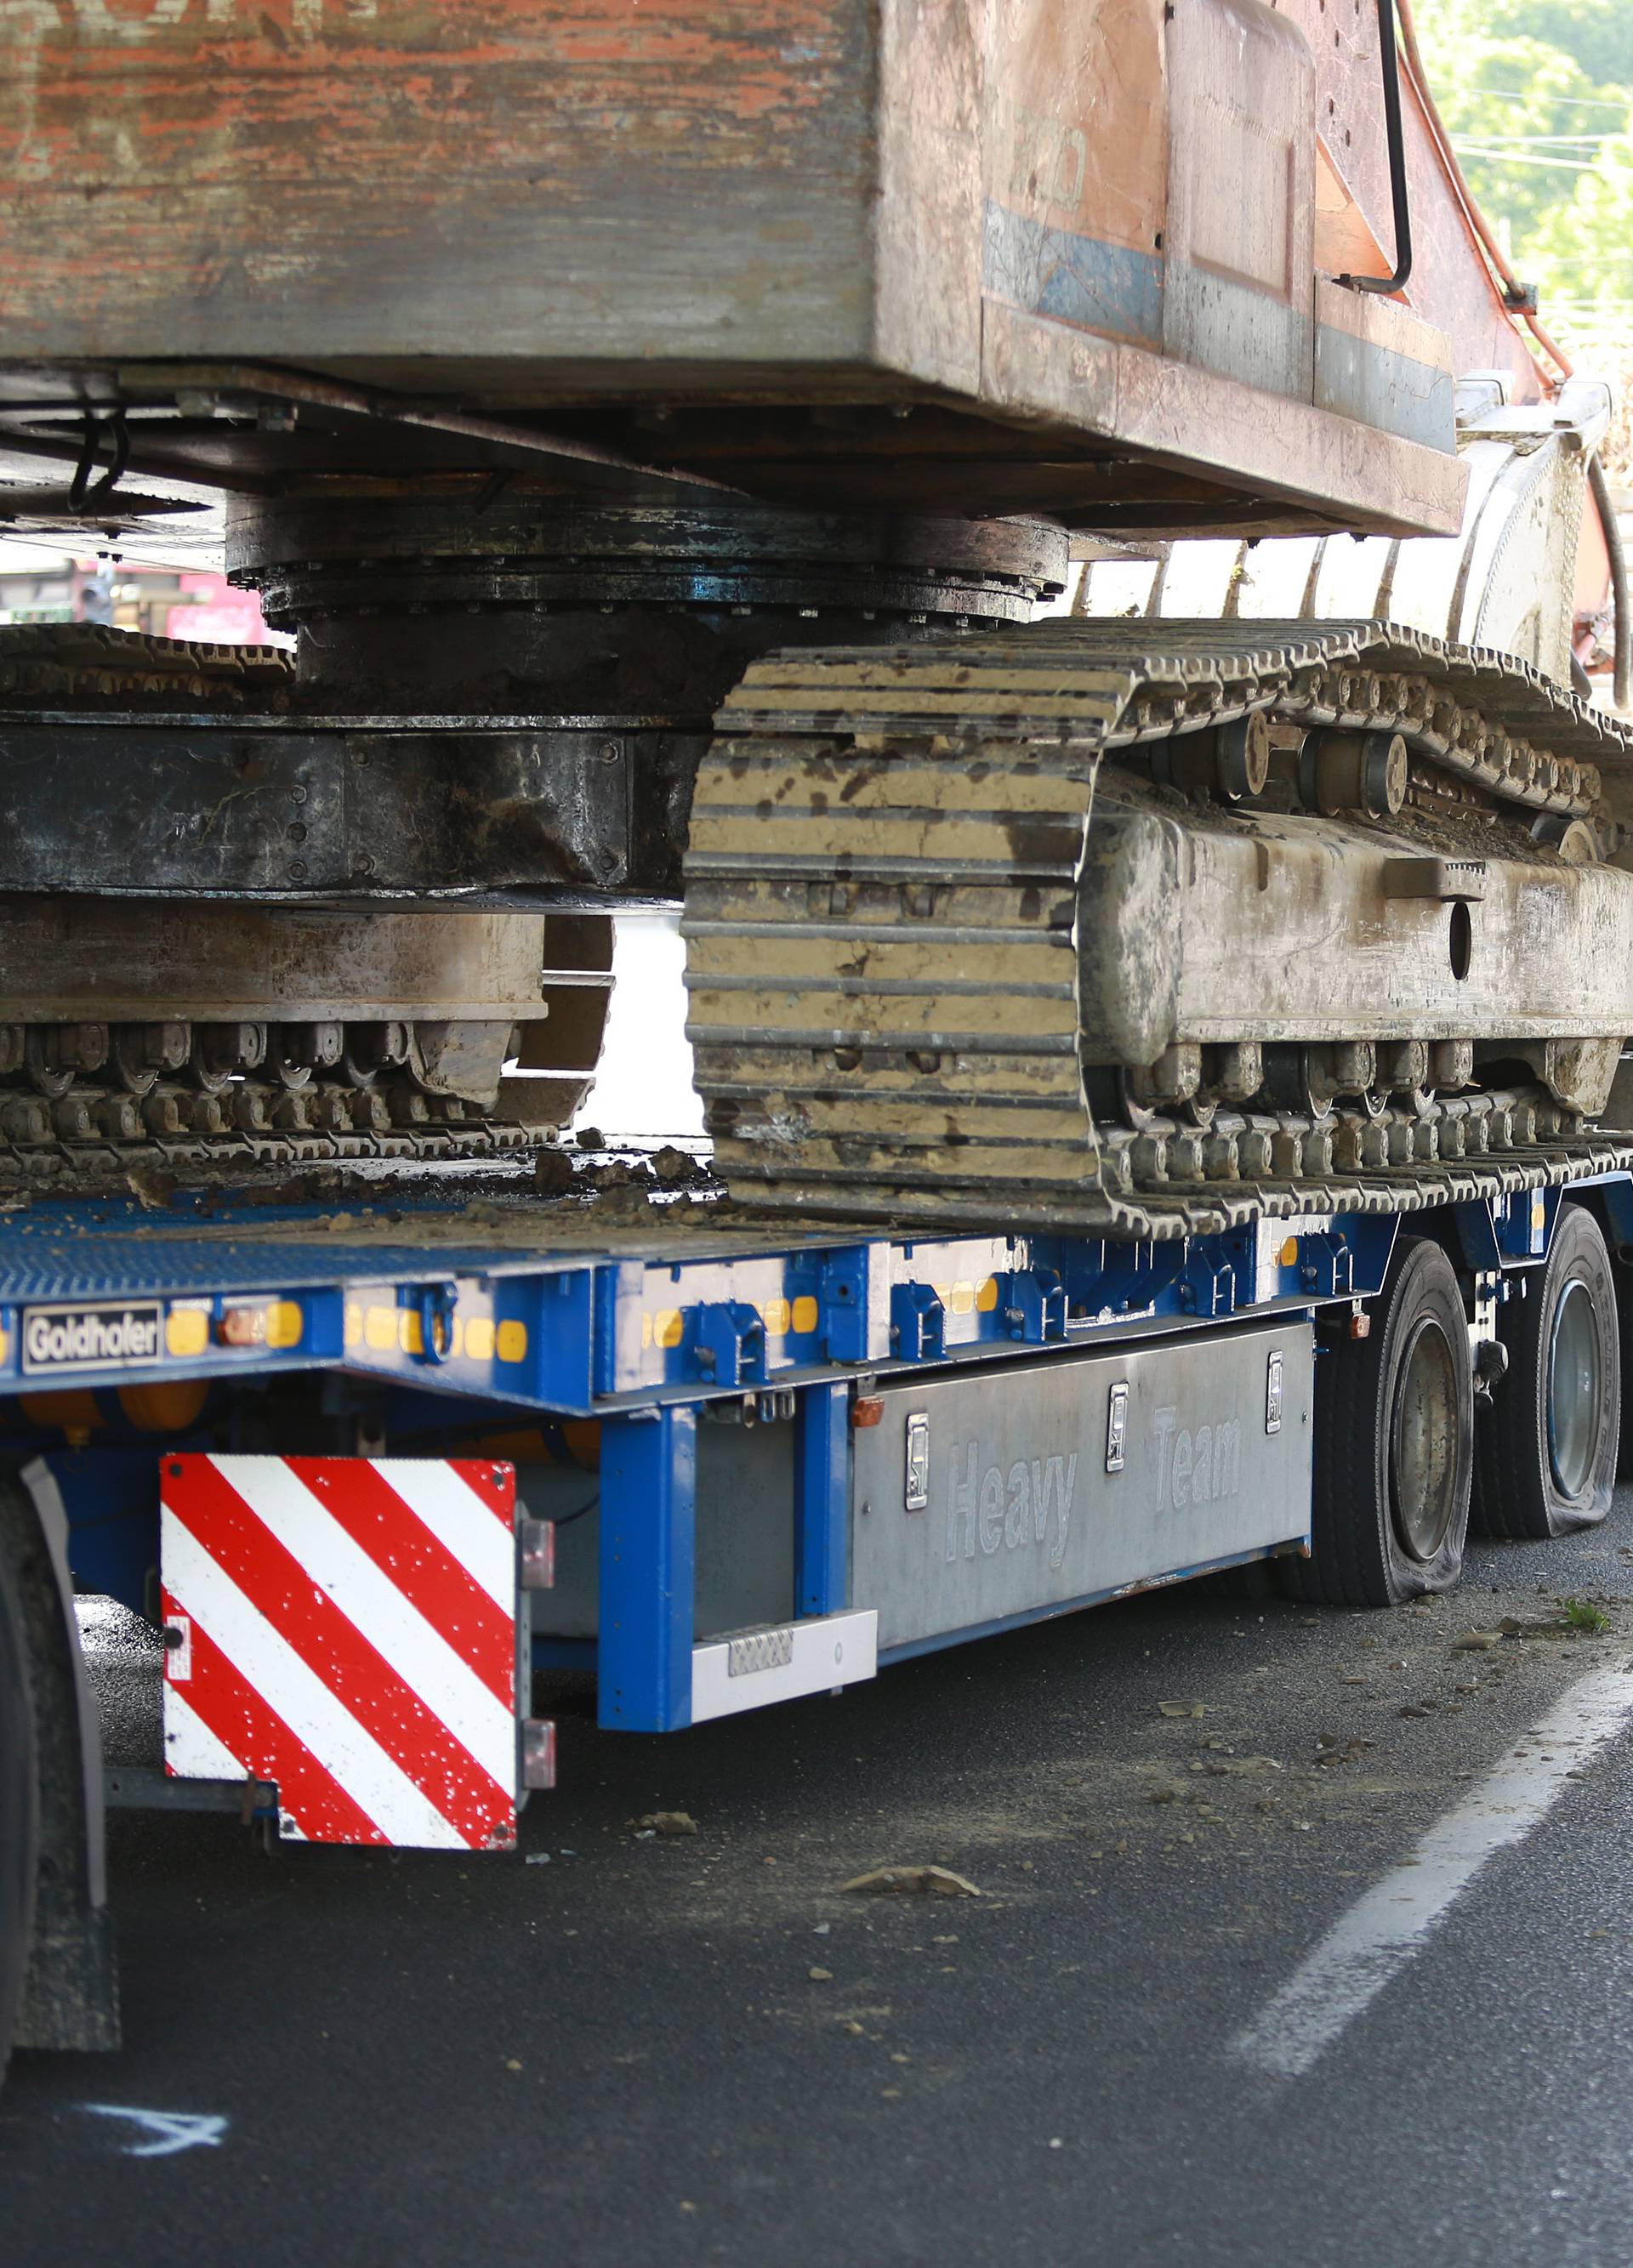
left=3, top=1134, right=1630, bottom=2068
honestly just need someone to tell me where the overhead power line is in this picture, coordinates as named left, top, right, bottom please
left=1458, top=134, right=1620, bottom=148
left=1465, top=85, right=1633, bottom=116
left=1454, top=143, right=1633, bottom=176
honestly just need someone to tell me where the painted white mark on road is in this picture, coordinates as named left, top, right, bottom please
left=1230, top=1651, right=1633, bottom=2079
left=82, top=2106, right=228, bottom=2158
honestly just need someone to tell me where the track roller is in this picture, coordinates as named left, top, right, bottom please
left=1473, top=1202, right=1620, bottom=1538
left=1298, top=728, right=1408, bottom=818
left=1282, top=1236, right=1473, bottom=1606
left=1151, top=713, right=1271, bottom=803
left=111, top=1024, right=189, bottom=1096
left=24, top=1026, right=105, bottom=1100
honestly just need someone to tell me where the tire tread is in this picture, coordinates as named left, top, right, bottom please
left=1471, top=1202, right=1619, bottom=1541
left=1282, top=1236, right=1472, bottom=1609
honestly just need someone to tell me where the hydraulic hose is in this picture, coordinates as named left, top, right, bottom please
left=1393, top=0, right=1573, bottom=384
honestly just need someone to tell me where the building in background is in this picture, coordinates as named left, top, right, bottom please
left=0, top=541, right=276, bottom=644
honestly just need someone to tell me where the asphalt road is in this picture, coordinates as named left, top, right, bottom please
left=9, top=1506, right=1633, bottom=2268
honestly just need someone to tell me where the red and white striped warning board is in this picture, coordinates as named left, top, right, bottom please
left=160, top=1455, right=520, bottom=1851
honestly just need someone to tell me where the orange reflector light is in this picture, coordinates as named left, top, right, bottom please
left=851, top=1396, right=885, bottom=1429
left=216, top=1301, right=302, bottom=1350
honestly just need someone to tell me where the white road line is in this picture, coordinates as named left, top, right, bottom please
left=1230, top=1651, right=1633, bottom=2080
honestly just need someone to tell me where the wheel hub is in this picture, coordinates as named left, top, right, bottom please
left=1548, top=1277, right=1602, bottom=1499
left=1391, top=1316, right=1460, bottom=1561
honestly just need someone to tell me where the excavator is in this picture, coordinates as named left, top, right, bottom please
left=9, top=0, right=1633, bottom=2086
left=0, top=0, right=1627, bottom=1231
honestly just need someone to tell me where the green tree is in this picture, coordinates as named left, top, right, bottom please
left=1529, top=121, right=1633, bottom=312
left=1415, top=1, right=1633, bottom=311
left=1419, top=31, right=1619, bottom=251
left=1470, top=0, right=1633, bottom=91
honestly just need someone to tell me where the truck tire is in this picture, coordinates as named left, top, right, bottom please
left=1618, top=1262, right=1633, bottom=1485
left=1474, top=1202, right=1620, bottom=1539
left=0, top=1515, right=41, bottom=2085
left=1282, top=1236, right=1472, bottom=1606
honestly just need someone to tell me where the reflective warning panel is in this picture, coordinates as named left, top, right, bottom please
left=160, top=1455, right=519, bottom=1850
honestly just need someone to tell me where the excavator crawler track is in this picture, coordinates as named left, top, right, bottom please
left=0, top=625, right=605, bottom=1175
left=684, top=619, right=1633, bottom=1235
left=0, top=622, right=296, bottom=711
left=0, top=1110, right=548, bottom=1188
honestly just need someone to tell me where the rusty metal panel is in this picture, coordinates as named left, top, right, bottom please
left=1280, top=0, right=1541, bottom=405
left=982, top=0, right=1169, bottom=354
left=0, top=0, right=1476, bottom=537
left=1163, top=0, right=1315, bottom=401
left=0, top=898, right=549, bottom=1023
left=873, top=0, right=982, bottom=396
left=1313, top=279, right=1454, bottom=452
left=978, top=298, right=1465, bottom=538
left=0, top=1, right=882, bottom=378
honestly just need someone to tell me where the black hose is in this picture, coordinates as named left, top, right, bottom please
left=1340, top=0, right=1413, bottom=294
left=1588, top=449, right=1631, bottom=713
left=67, top=410, right=129, bottom=513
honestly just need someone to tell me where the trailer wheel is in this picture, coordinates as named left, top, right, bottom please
left=1473, top=1202, right=1619, bottom=1539
left=0, top=1513, right=40, bottom=2084
left=1282, top=1236, right=1472, bottom=1606
left=1617, top=1260, right=1633, bottom=1485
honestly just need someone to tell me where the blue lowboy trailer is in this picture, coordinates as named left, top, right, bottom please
left=3, top=1145, right=1631, bottom=2066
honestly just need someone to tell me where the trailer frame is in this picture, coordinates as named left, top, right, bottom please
left=2, top=1157, right=1628, bottom=2058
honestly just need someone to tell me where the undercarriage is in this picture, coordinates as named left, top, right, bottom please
left=3, top=554, right=1631, bottom=1219
left=0, top=498, right=1073, bottom=1179
left=683, top=615, right=1633, bottom=1229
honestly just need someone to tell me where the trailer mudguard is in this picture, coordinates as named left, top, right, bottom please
left=5, top=1460, right=117, bottom=2053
